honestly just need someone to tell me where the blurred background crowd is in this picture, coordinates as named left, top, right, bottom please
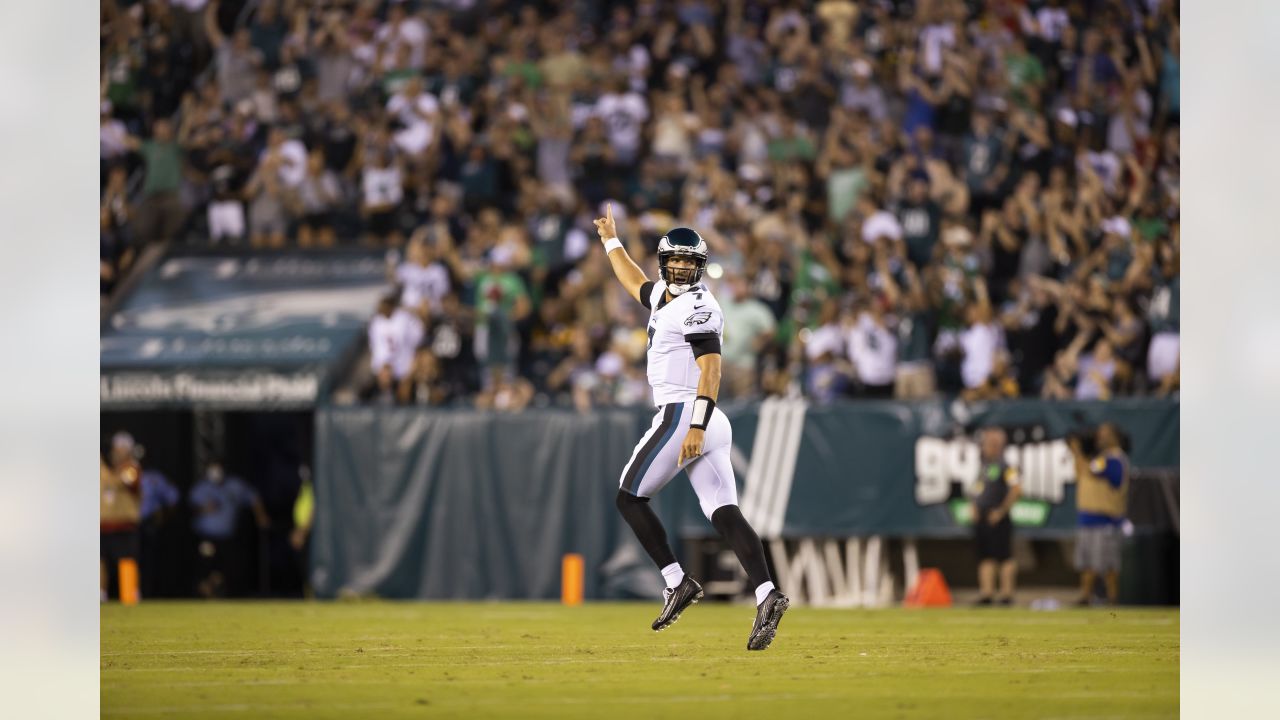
left=101, top=0, right=1180, bottom=410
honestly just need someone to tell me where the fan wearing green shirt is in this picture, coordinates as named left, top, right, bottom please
left=881, top=260, right=936, bottom=399
left=473, top=248, right=532, bottom=386
left=719, top=276, right=778, bottom=399
left=122, top=118, right=187, bottom=245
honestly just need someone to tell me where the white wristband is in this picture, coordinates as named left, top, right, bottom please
left=690, top=395, right=716, bottom=430
left=603, top=237, right=624, bottom=253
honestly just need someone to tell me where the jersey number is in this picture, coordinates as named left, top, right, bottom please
left=647, top=325, right=656, bottom=349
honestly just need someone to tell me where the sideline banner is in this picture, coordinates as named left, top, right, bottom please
left=310, top=399, right=1177, bottom=600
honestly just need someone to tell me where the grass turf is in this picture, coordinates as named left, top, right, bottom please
left=102, top=601, right=1177, bottom=719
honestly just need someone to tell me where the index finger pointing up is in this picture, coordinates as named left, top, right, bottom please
left=606, top=203, right=613, bottom=223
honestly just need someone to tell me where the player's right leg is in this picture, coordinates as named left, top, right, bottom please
left=616, top=403, right=703, bottom=631
left=685, top=410, right=789, bottom=650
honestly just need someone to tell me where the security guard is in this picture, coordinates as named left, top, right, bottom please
left=971, top=427, right=1022, bottom=605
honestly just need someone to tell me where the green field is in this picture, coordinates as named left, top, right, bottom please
left=102, top=602, right=1178, bottom=719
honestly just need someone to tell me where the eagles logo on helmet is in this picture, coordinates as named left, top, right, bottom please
left=656, top=227, right=709, bottom=296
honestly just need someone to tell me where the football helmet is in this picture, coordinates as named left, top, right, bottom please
left=657, top=227, right=708, bottom=296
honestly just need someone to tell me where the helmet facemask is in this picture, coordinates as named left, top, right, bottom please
left=660, top=252, right=706, bottom=295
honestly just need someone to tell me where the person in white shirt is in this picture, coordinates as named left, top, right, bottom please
left=594, top=78, right=649, bottom=167
left=374, top=3, right=428, bottom=70
left=361, top=147, right=405, bottom=245
left=859, top=195, right=904, bottom=245
left=393, top=238, right=451, bottom=316
left=803, top=299, right=852, bottom=403
left=593, top=206, right=789, bottom=651
left=386, top=77, right=440, bottom=157
left=368, top=295, right=424, bottom=402
left=1021, top=0, right=1071, bottom=44
left=259, top=127, right=308, bottom=190
left=100, top=101, right=130, bottom=168
left=960, top=302, right=1005, bottom=390
left=1075, top=339, right=1118, bottom=400
left=848, top=304, right=898, bottom=398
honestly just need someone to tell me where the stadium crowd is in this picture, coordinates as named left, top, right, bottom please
left=101, top=0, right=1180, bottom=409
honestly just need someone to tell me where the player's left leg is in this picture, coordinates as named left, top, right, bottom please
left=686, top=410, right=789, bottom=651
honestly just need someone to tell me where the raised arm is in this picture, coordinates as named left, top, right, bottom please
left=205, top=1, right=226, bottom=49
left=593, top=203, right=651, bottom=305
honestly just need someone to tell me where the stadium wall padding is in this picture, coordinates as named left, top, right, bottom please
left=311, top=399, right=1178, bottom=600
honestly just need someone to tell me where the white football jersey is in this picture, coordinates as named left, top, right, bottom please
left=642, top=280, right=723, bottom=406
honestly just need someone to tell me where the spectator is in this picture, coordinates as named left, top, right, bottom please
left=367, top=295, right=424, bottom=404
left=963, top=110, right=1008, bottom=217
left=99, top=101, right=131, bottom=180
left=532, top=92, right=576, bottom=199
left=393, top=236, right=451, bottom=317
left=1002, top=278, right=1059, bottom=394
left=205, top=2, right=262, bottom=105
left=1075, top=338, right=1120, bottom=400
left=970, top=427, right=1022, bottom=606
left=963, top=350, right=1021, bottom=402
left=296, top=150, right=342, bottom=247
left=719, top=275, right=777, bottom=399
left=124, top=118, right=187, bottom=245
left=105, top=0, right=1180, bottom=408
left=424, top=292, right=479, bottom=400
left=595, top=76, right=649, bottom=169
left=260, top=126, right=308, bottom=189
left=397, top=348, right=453, bottom=407
left=802, top=298, right=851, bottom=404
left=859, top=196, right=903, bottom=247
left=471, top=244, right=532, bottom=389
left=1068, top=423, right=1130, bottom=606
left=243, top=154, right=296, bottom=248
left=248, top=0, right=290, bottom=70
left=840, top=58, right=888, bottom=122
left=1147, top=249, right=1180, bottom=389
left=895, top=173, right=942, bottom=269
left=387, top=76, right=441, bottom=158
left=539, top=32, right=586, bottom=90
left=360, top=146, right=406, bottom=246
left=959, top=299, right=1005, bottom=393
left=848, top=302, right=898, bottom=399
left=207, top=163, right=247, bottom=244
left=100, top=166, right=134, bottom=299
left=189, top=462, right=270, bottom=598
left=883, top=263, right=936, bottom=399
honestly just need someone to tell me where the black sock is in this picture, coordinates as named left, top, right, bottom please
left=615, top=490, right=677, bottom=570
left=710, top=504, right=772, bottom=591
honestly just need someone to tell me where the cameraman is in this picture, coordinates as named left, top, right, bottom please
left=1068, top=423, right=1129, bottom=606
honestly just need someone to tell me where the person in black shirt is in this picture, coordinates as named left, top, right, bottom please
left=319, top=101, right=359, bottom=178
left=970, top=427, right=1023, bottom=606
left=425, top=293, right=479, bottom=398
left=895, top=173, right=942, bottom=269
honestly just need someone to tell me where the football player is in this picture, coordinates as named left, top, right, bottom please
left=594, top=204, right=789, bottom=651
